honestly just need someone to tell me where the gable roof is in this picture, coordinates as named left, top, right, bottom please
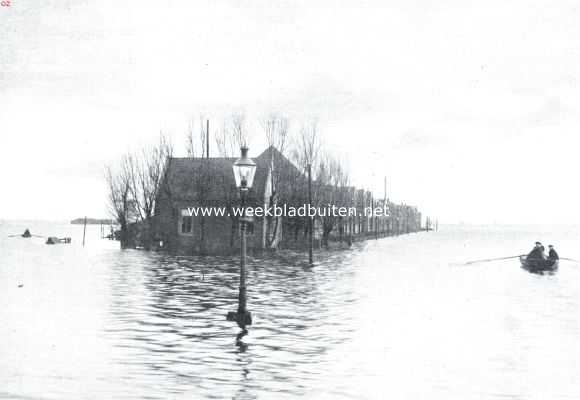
left=159, top=146, right=294, bottom=203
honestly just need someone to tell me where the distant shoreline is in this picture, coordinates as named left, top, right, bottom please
left=70, top=218, right=115, bottom=225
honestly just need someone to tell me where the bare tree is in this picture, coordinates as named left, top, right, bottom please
left=260, top=114, right=291, bottom=248
left=306, top=148, right=353, bottom=247
left=106, top=133, right=173, bottom=250
left=214, top=114, right=252, bottom=248
left=215, top=119, right=237, bottom=158
left=229, top=112, right=248, bottom=148
left=287, top=118, right=323, bottom=242
left=105, top=155, right=135, bottom=249
left=292, top=118, right=321, bottom=175
left=185, top=119, right=197, bottom=158
left=185, top=117, right=209, bottom=158
left=261, top=114, right=291, bottom=192
left=185, top=120, right=195, bottom=158
left=317, top=152, right=337, bottom=246
left=261, top=114, right=290, bottom=155
left=130, top=133, right=173, bottom=222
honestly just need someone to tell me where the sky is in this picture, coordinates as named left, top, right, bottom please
left=1, top=0, right=579, bottom=224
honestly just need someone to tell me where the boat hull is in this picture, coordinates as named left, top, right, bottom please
left=520, top=255, right=558, bottom=274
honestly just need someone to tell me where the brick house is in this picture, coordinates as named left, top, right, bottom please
left=152, top=146, right=304, bottom=255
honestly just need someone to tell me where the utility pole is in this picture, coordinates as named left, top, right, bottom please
left=384, top=176, right=387, bottom=200
left=206, top=119, right=210, bottom=159
left=308, top=163, right=314, bottom=266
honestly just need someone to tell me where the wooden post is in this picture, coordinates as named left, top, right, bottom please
left=373, top=196, right=378, bottom=240
left=348, top=191, right=353, bottom=244
left=383, top=177, right=387, bottom=237
left=82, top=216, right=87, bottom=247
left=206, top=119, right=210, bottom=158
left=308, top=163, right=314, bottom=266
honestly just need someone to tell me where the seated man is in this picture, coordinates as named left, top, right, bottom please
left=527, top=242, right=545, bottom=260
left=548, top=245, right=559, bottom=261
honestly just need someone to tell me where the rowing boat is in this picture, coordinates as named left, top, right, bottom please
left=519, top=255, right=559, bottom=274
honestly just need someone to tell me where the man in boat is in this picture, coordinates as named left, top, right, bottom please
left=22, top=229, right=31, bottom=238
left=548, top=245, right=559, bottom=261
left=527, top=242, right=546, bottom=260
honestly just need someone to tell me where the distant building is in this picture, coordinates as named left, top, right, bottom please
left=127, top=145, right=422, bottom=254
left=152, top=146, right=303, bottom=255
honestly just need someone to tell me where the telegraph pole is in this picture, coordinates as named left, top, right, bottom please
left=206, top=119, right=210, bottom=158
left=308, top=163, right=314, bottom=266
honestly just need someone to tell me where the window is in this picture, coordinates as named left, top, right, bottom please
left=181, top=216, right=193, bottom=234
left=178, top=209, right=193, bottom=235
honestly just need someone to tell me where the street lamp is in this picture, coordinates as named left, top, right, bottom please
left=227, top=146, right=256, bottom=330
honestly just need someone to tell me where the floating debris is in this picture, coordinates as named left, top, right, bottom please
left=46, top=237, right=72, bottom=245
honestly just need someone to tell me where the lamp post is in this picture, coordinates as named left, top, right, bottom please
left=227, top=146, right=257, bottom=330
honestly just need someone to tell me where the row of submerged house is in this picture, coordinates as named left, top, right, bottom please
left=126, top=146, right=423, bottom=255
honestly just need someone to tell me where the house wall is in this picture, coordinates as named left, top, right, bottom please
left=149, top=150, right=423, bottom=255
left=154, top=197, right=267, bottom=255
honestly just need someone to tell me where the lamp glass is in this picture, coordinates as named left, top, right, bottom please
left=232, top=147, right=256, bottom=189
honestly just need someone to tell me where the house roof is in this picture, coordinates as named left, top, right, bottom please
left=159, top=146, right=421, bottom=212
left=160, top=146, right=286, bottom=203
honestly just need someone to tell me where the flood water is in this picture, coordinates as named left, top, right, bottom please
left=1, top=221, right=579, bottom=399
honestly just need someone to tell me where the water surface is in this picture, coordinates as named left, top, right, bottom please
left=1, top=221, right=579, bottom=399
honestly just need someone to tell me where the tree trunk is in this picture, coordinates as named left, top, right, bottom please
left=119, top=223, right=129, bottom=249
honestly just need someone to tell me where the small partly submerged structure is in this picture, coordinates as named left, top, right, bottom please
left=519, top=256, right=558, bottom=274
left=46, top=237, right=72, bottom=245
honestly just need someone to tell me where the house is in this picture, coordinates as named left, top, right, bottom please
left=152, top=146, right=305, bottom=255
left=134, top=145, right=422, bottom=254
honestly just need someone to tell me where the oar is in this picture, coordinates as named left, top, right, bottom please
left=7, top=234, right=45, bottom=238
left=560, top=257, right=580, bottom=263
left=464, top=254, right=526, bottom=265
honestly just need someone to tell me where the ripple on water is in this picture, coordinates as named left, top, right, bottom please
left=2, top=225, right=580, bottom=399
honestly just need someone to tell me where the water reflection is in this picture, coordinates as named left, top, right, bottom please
left=2, top=224, right=580, bottom=399
left=100, top=247, right=360, bottom=398
left=236, top=329, right=249, bottom=349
